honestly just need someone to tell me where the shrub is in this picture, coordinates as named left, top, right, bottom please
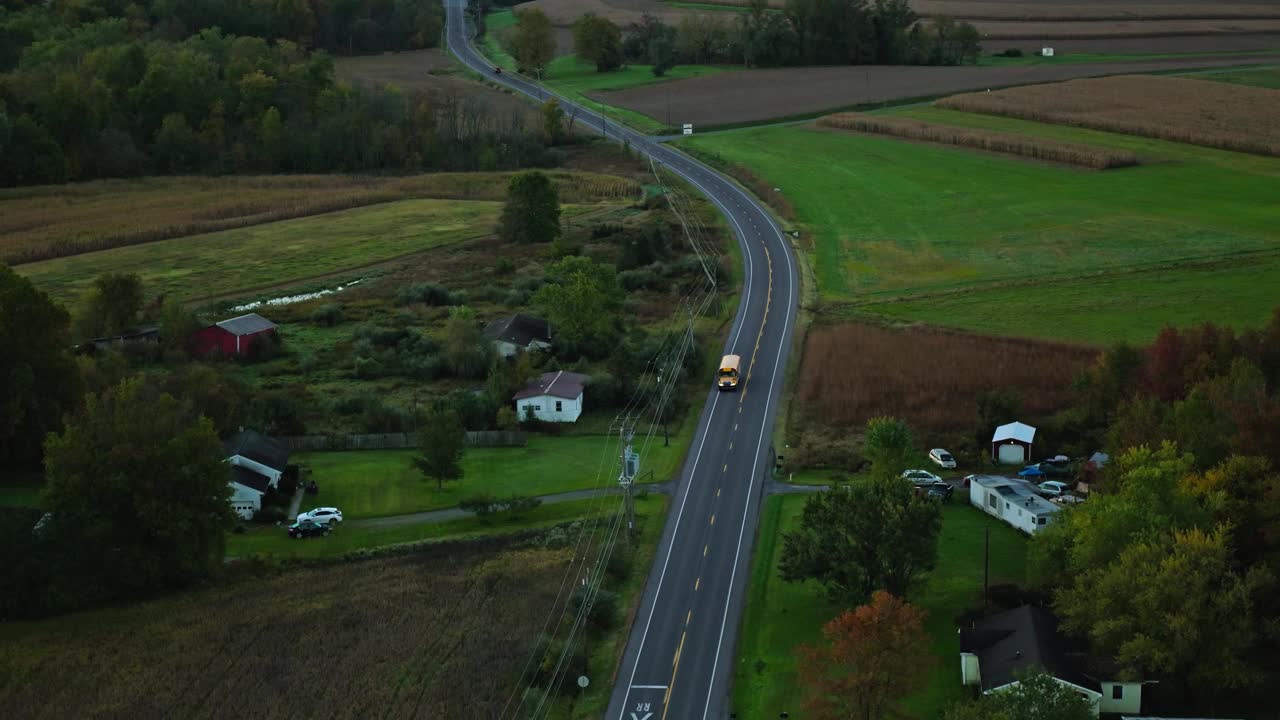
left=502, top=495, right=542, bottom=515
left=995, top=48, right=1023, bottom=57
left=361, top=399, right=410, bottom=432
left=460, top=494, right=501, bottom=517
left=334, top=396, right=367, bottom=415
left=573, top=586, right=619, bottom=632
left=494, top=258, right=515, bottom=275
left=396, top=282, right=457, bottom=306
left=253, top=506, right=286, bottom=524
left=353, top=356, right=383, bottom=379
left=311, top=303, right=344, bottom=326
left=619, top=268, right=667, bottom=292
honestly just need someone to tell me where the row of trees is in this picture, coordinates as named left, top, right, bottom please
left=1, top=3, right=553, bottom=185
left=0, top=0, right=444, bottom=67
left=505, top=1, right=981, bottom=77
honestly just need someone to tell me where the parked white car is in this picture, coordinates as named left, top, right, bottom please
left=928, top=448, right=957, bottom=469
left=297, top=507, right=343, bottom=526
left=902, top=469, right=943, bottom=485
left=1051, top=494, right=1085, bottom=505
left=1037, top=481, right=1071, bottom=497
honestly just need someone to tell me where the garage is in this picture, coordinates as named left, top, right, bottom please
left=991, top=421, right=1036, bottom=465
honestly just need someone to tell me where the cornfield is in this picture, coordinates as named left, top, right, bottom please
left=937, top=75, right=1280, bottom=157
left=796, top=322, right=1097, bottom=435
left=0, top=538, right=571, bottom=719
left=817, top=112, right=1139, bottom=169
left=0, top=172, right=642, bottom=266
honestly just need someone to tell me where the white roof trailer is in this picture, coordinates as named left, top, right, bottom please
left=969, top=475, right=1061, bottom=535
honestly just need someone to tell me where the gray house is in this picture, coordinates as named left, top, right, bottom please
left=484, top=313, right=552, bottom=358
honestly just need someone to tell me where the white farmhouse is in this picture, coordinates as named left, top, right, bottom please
left=969, top=474, right=1060, bottom=534
left=514, top=371, right=589, bottom=423
left=224, top=428, right=291, bottom=520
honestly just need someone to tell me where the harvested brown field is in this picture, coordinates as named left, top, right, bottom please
left=598, top=54, right=1279, bottom=127
left=335, top=49, right=539, bottom=121
left=0, top=171, right=641, bottom=265
left=816, top=112, right=1139, bottom=168
left=0, top=538, right=571, bottom=719
left=514, top=0, right=687, bottom=29
left=972, top=17, right=1280, bottom=38
left=796, top=322, right=1096, bottom=437
left=699, top=0, right=1280, bottom=22
left=981, top=33, right=1280, bottom=53
left=938, top=74, right=1280, bottom=156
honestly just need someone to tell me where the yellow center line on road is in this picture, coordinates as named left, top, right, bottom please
left=710, top=514, right=715, bottom=526
left=704, top=544, right=709, bottom=557
left=663, top=630, right=688, bottom=719
left=695, top=577, right=700, bottom=591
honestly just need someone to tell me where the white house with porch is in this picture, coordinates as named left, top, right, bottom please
left=224, top=428, right=291, bottom=519
left=514, top=371, right=589, bottom=423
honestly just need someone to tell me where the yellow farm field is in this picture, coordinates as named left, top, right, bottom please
left=816, top=112, right=1138, bottom=168
left=938, top=74, right=1280, bottom=156
left=0, top=172, right=640, bottom=266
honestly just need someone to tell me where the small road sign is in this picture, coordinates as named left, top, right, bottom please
left=682, top=123, right=693, bottom=136
left=577, top=675, right=590, bottom=689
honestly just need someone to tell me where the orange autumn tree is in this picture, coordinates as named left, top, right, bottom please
left=796, top=591, right=933, bottom=720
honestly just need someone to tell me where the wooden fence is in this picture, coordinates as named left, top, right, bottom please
left=281, top=431, right=526, bottom=452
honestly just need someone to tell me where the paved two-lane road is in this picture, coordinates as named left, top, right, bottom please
left=444, top=5, right=799, bottom=717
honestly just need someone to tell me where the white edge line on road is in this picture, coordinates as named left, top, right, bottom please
left=701, top=198, right=796, bottom=720
left=631, top=685, right=669, bottom=690
left=448, top=12, right=790, bottom=716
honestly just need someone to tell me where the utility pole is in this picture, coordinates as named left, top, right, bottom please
left=619, top=421, right=637, bottom=541
left=983, top=526, right=990, bottom=614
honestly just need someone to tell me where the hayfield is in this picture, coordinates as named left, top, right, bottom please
left=816, top=112, right=1138, bottom=168
left=692, top=0, right=1280, bottom=21
left=938, top=74, right=1280, bottom=156
left=795, top=323, right=1095, bottom=435
left=0, top=171, right=639, bottom=267
left=0, top=538, right=570, bottom=719
left=1197, top=64, right=1280, bottom=88
left=591, top=53, right=1278, bottom=127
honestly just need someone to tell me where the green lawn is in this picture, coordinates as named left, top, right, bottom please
left=294, top=434, right=687, bottom=520
left=17, top=199, right=503, bottom=305
left=857, top=253, right=1280, bottom=345
left=732, top=495, right=1028, bottom=720
left=677, top=116, right=1280, bottom=343
left=225, top=497, right=606, bottom=559
left=0, top=480, right=43, bottom=509
left=480, top=11, right=725, bottom=133
left=666, top=1, right=748, bottom=11
left=1192, top=65, right=1280, bottom=89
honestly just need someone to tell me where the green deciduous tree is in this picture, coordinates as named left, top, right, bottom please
left=780, top=476, right=941, bottom=606
left=444, top=306, right=494, bottom=379
left=542, top=98, right=566, bottom=144
left=572, top=14, right=624, bottom=72
left=500, top=170, right=561, bottom=244
left=412, top=407, right=465, bottom=490
left=158, top=297, right=202, bottom=352
left=73, top=271, right=145, bottom=338
left=511, top=8, right=555, bottom=75
left=797, top=591, right=932, bottom=720
left=533, top=255, right=624, bottom=358
left=863, top=415, right=913, bottom=479
left=42, top=377, right=233, bottom=602
left=0, top=266, right=82, bottom=468
left=941, top=670, right=1093, bottom=720
left=1056, top=526, right=1272, bottom=699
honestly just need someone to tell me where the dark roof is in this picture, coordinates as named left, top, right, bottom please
left=223, top=429, right=291, bottom=472
left=484, top=313, right=551, bottom=347
left=513, top=371, right=590, bottom=401
left=216, top=313, right=277, bottom=336
left=960, top=605, right=1095, bottom=692
left=229, top=465, right=271, bottom=493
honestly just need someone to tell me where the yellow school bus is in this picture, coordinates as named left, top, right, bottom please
left=717, top=354, right=741, bottom=391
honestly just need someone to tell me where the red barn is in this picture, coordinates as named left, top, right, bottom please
left=191, top=313, right=278, bottom=358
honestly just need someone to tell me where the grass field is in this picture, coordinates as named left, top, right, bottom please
left=1195, top=64, right=1280, bottom=89
left=2, top=171, right=638, bottom=268
left=17, top=199, right=504, bottom=305
left=732, top=495, right=1028, bottom=720
left=979, top=49, right=1280, bottom=67
left=678, top=114, right=1280, bottom=343
left=226, top=497, right=605, bottom=559
left=0, top=535, right=571, bottom=718
left=292, top=435, right=687, bottom=520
